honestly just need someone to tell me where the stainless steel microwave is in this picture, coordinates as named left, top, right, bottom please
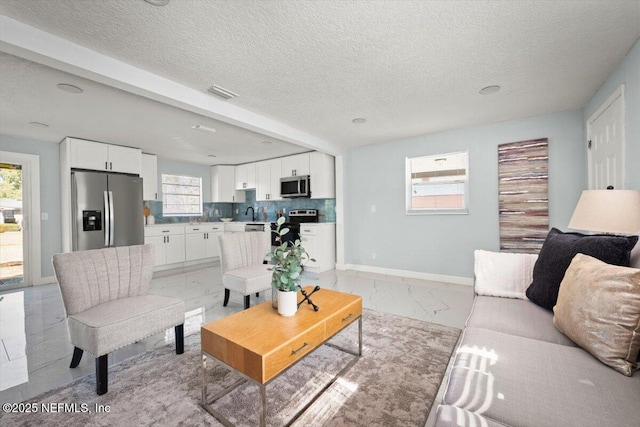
left=280, top=175, right=310, bottom=198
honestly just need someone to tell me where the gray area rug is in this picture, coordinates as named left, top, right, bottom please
left=1, top=309, right=460, bottom=426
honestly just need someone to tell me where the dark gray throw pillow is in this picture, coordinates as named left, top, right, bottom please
left=525, top=228, right=638, bottom=310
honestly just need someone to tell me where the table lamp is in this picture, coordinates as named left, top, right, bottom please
left=568, top=190, right=640, bottom=234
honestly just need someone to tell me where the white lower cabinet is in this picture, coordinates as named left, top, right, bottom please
left=299, top=223, right=335, bottom=273
left=185, top=224, right=223, bottom=261
left=145, top=225, right=186, bottom=267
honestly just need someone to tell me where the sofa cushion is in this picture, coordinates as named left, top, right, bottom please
left=554, top=254, right=640, bottom=376
left=474, top=250, right=538, bottom=299
left=68, top=294, right=185, bottom=356
left=434, top=405, right=506, bottom=427
left=467, top=296, right=576, bottom=347
left=222, top=264, right=272, bottom=294
left=443, top=327, right=640, bottom=427
left=525, top=228, right=637, bottom=310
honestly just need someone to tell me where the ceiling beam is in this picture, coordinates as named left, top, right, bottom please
left=0, top=15, right=343, bottom=155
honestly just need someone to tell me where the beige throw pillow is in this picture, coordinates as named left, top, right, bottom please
left=553, top=253, right=640, bottom=376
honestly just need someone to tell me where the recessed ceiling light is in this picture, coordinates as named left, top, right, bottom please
left=206, top=85, right=239, bottom=100
left=479, top=85, right=501, bottom=95
left=29, top=121, right=49, bottom=128
left=192, top=124, right=217, bottom=133
left=57, top=83, right=83, bottom=94
left=261, top=140, right=273, bottom=145
left=144, top=0, right=170, bottom=6
left=352, top=118, right=367, bottom=124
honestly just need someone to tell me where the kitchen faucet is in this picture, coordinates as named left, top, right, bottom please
left=245, top=206, right=255, bottom=222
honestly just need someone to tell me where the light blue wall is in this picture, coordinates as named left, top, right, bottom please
left=0, top=135, right=61, bottom=278
left=584, top=38, right=640, bottom=189
left=344, top=110, right=586, bottom=279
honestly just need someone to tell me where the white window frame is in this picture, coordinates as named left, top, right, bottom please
left=405, top=150, right=469, bottom=215
left=161, top=173, right=203, bottom=217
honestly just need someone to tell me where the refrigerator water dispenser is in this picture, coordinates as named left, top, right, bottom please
left=83, top=210, right=102, bottom=231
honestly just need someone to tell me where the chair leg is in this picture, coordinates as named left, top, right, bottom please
left=244, top=295, right=251, bottom=310
left=70, top=347, right=83, bottom=368
left=223, top=289, right=230, bottom=306
left=96, top=354, right=108, bottom=395
left=175, top=324, right=184, bottom=354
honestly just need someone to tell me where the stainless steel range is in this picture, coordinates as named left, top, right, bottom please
left=270, top=209, right=318, bottom=247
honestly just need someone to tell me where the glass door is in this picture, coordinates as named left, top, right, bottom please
left=0, top=163, right=24, bottom=287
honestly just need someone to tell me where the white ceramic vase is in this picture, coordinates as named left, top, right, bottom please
left=277, top=290, right=298, bottom=317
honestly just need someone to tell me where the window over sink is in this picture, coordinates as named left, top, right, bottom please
left=406, top=151, right=469, bottom=215
left=161, top=173, right=203, bottom=216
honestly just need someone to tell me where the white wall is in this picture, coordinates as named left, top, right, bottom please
left=344, top=109, right=586, bottom=280
left=0, top=135, right=60, bottom=278
left=584, top=38, right=640, bottom=189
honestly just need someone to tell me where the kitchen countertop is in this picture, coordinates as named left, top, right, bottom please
left=144, top=221, right=335, bottom=227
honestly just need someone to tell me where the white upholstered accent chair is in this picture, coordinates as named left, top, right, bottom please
left=52, top=244, right=185, bottom=395
left=218, top=232, right=272, bottom=309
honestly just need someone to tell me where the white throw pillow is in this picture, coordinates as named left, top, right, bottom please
left=474, top=249, right=538, bottom=299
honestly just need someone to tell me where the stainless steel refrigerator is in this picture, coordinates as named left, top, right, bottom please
left=71, top=170, right=144, bottom=251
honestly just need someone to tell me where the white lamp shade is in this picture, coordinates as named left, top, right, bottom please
left=568, top=190, right=640, bottom=234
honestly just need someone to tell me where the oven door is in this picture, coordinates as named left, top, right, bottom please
left=271, top=222, right=300, bottom=247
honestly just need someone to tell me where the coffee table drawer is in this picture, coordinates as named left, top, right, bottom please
left=264, top=322, right=325, bottom=382
left=325, top=300, right=362, bottom=338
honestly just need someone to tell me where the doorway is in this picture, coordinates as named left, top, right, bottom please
left=587, top=85, right=626, bottom=190
left=0, top=163, right=24, bottom=287
left=0, top=151, right=41, bottom=289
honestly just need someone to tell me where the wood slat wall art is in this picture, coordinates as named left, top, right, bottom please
left=498, top=138, right=549, bottom=253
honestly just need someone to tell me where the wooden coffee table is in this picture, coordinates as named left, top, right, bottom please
left=201, top=287, right=363, bottom=427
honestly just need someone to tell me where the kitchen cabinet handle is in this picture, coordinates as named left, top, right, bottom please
left=105, top=161, right=108, bottom=170
left=109, top=162, right=113, bottom=170
left=303, top=229, right=311, bottom=233
left=167, top=236, right=170, bottom=243
left=291, top=342, right=310, bottom=356
left=193, top=228, right=200, bottom=231
left=163, top=236, right=166, bottom=243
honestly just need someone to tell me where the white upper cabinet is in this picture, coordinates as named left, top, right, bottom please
left=269, top=158, right=283, bottom=201
left=281, top=153, right=310, bottom=177
left=141, top=153, right=158, bottom=201
left=212, top=165, right=246, bottom=203
left=256, top=158, right=282, bottom=201
left=309, top=152, right=335, bottom=199
left=235, top=163, right=256, bottom=190
left=69, top=138, right=141, bottom=174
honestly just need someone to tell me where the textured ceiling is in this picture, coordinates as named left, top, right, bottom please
left=0, top=53, right=307, bottom=165
left=0, top=0, right=639, bottom=160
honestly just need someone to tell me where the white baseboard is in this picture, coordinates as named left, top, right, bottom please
left=338, top=263, right=473, bottom=287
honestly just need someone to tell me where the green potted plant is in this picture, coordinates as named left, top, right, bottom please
left=268, top=216, right=315, bottom=316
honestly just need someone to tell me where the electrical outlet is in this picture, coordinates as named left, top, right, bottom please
left=41, top=212, right=48, bottom=220
left=235, top=208, right=239, bottom=214
left=371, top=252, right=376, bottom=260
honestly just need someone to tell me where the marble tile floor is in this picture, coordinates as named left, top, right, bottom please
left=0, top=263, right=474, bottom=407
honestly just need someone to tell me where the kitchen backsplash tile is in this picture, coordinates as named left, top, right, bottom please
left=232, top=190, right=336, bottom=222
left=145, top=191, right=335, bottom=224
